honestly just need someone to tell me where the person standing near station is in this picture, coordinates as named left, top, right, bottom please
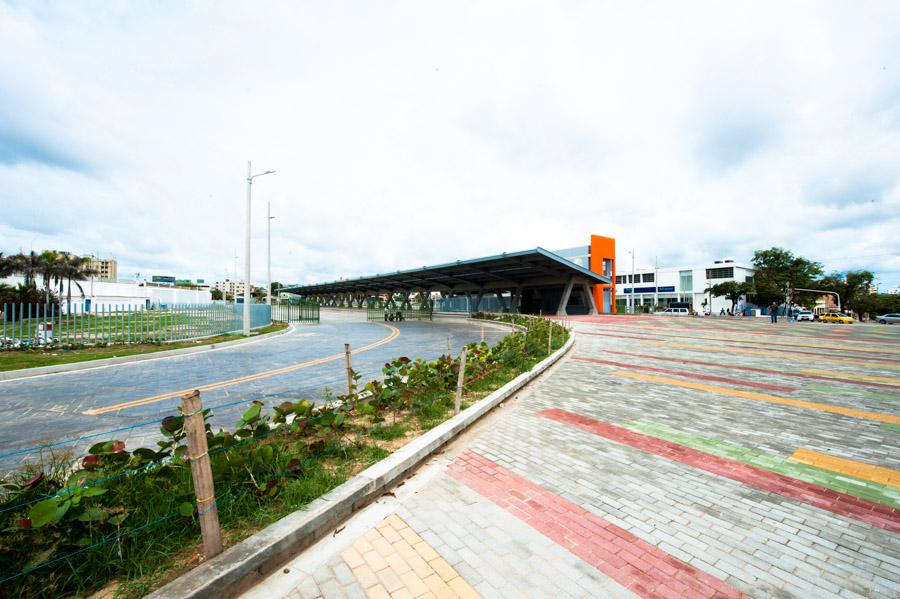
left=770, top=302, right=778, bottom=323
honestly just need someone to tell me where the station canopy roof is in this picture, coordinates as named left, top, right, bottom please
left=279, top=247, right=611, bottom=296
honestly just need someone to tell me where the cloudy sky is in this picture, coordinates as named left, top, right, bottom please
left=1, top=1, right=899, bottom=288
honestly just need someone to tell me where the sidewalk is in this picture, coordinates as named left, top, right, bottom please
left=242, top=317, right=900, bottom=599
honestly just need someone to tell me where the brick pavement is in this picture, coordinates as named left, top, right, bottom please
left=246, top=316, right=900, bottom=598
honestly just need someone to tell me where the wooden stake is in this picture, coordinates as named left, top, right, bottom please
left=480, top=324, right=484, bottom=343
left=181, top=390, right=223, bottom=559
left=454, top=347, right=467, bottom=415
left=344, top=343, right=353, bottom=395
left=447, top=334, right=452, bottom=356
left=548, top=320, right=552, bottom=354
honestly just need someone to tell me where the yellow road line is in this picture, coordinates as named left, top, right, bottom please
left=800, top=369, right=900, bottom=384
left=84, top=323, right=400, bottom=416
left=790, top=448, right=900, bottom=488
left=640, top=340, right=900, bottom=370
left=610, top=370, right=900, bottom=425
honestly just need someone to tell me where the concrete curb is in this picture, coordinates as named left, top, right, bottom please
left=147, top=331, right=575, bottom=599
left=0, top=324, right=293, bottom=382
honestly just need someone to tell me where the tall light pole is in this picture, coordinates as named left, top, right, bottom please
left=267, top=201, right=275, bottom=305
left=244, top=161, right=276, bottom=336
left=630, top=249, right=635, bottom=314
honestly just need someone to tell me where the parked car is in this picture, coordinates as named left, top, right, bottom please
left=659, top=307, right=690, bottom=316
left=796, top=310, right=813, bottom=322
left=820, top=312, right=855, bottom=324
left=877, top=313, right=900, bottom=324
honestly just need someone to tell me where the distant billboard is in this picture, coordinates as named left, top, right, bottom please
left=152, top=275, right=176, bottom=285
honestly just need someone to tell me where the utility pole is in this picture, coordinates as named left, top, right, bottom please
left=267, top=201, right=275, bottom=305
left=630, top=249, right=635, bottom=314
left=243, top=161, right=276, bottom=336
left=654, top=255, right=659, bottom=310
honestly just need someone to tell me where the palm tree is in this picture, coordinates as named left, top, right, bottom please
left=11, top=251, right=43, bottom=286
left=59, top=254, right=97, bottom=313
left=0, top=253, right=15, bottom=279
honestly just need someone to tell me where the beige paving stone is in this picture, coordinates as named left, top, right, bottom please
left=363, top=550, right=389, bottom=573
left=385, top=513, right=407, bottom=531
left=376, top=565, right=405, bottom=593
left=446, top=576, right=479, bottom=599
left=342, top=546, right=366, bottom=570
left=399, top=527, right=423, bottom=545
left=413, top=541, right=440, bottom=562
left=366, top=584, right=391, bottom=599
left=390, top=589, right=415, bottom=599
left=352, top=564, right=380, bottom=590
left=386, top=553, right=412, bottom=575
left=399, top=570, right=431, bottom=597
left=379, top=524, right=403, bottom=543
left=428, top=557, right=457, bottom=583
left=372, top=536, right=396, bottom=556
left=423, top=573, right=454, bottom=599
left=406, top=554, right=432, bottom=578
left=393, top=539, right=418, bottom=561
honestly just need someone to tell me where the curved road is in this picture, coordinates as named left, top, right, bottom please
left=0, top=312, right=508, bottom=462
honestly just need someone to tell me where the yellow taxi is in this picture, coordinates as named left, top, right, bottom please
left=820, top=312, right=854, bottom=324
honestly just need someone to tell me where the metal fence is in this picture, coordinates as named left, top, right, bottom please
left=271, top=301, right=320, bottom=323
left=366, top=307, right=433, bottom=322
left=434, top=296, right=508, bottom=313
left=0, top=303, right=272, bottom=349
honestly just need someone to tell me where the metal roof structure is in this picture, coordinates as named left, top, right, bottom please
left=279, top=247, right=610, bottom=296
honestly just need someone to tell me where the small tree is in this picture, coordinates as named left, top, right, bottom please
left=211, top=288, right=224, bottom=301
left=706, top=281, right=754, bottom=314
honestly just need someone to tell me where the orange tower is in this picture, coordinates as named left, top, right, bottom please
left=589, top=235, right=616, bottom=313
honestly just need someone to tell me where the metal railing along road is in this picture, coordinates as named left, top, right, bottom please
left=0, top=302, right=272, bottom=349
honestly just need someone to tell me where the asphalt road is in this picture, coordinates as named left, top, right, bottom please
left=0, top=312, right=508, bottom=465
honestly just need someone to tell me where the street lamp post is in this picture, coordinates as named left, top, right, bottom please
left=630, top=249, right=635, bottom=314
left=244, top=161, right=276, bottom=336
left=267, top=201, right=275, bottom=305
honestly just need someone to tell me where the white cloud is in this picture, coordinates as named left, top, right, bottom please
left=1, top=1, right=899, bottom=288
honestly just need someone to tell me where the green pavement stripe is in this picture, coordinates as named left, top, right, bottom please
left=623, top=420, right=900, bottom=509
left=804, top=383, right=900, bottom=401
left=881, top=423, right=900, bottom=433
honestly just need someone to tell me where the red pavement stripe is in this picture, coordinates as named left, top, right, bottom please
left=447, top=450, right=747, bottom=599
left=577, top=331, right=666, bottom=342
left=539, top=409, right=900, bottom=533
left=572, top=355, right=797, bottom=392
left=603, top=349, right=900, bottom=390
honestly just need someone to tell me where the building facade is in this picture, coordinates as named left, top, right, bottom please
left=85, top=257, right=118, bottom=282
left=214, top=279, right=249, bottom=297
left=614, top=259, right=755, bottom=314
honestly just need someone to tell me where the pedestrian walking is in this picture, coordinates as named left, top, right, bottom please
left=770, top=302, right=778, bottom=324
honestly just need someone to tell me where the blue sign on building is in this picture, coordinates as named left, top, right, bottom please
left=623, top=285, right=676, bottom=294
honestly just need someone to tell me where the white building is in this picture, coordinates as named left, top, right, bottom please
left=886, top=286, right=900, bottom=295
left=614, top=259, right=755, bottom=314
left=1, top=276, right=211, bottom=312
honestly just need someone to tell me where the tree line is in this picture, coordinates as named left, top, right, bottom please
left=706, top=247, right=899, bottom=316
left=0, top=250, right=98, bottom=311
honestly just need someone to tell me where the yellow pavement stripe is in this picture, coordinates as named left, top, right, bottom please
left=640, top=340, right=900, bottom=370
left=790, top=448, right=900, bottom=489
left=84, top=324, right=400, bottom=416
left=800, top=369, right=900, bottom=384
left=610, top=370, right=900, bottom=425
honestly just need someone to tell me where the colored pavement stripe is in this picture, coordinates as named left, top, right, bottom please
left=610, top=370, right=900, bottom=425
left=882, top=423, right=900, bottom=433
left=804, top=383, right=899, bottom=402
left=640, top=340, right=900, bottom=370
left=790, top=448, right=900, bottom=489
left=83, top=323, right=400, bottom=415
left=447, top=450, right=746, bottom=599
left=624, top=420, right=900, bottom=509
left=538, top=409, right=900, bottom=533
left=603, top=349, right=900, bottom=390
left=801, top=369, right=900, bottom=384
left=572, top=355, right=796, bottom=392
left=341, top=514, right=478, bottom=598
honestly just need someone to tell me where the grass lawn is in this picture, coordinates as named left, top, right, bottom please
left=0, top=321, right=289, bottom=372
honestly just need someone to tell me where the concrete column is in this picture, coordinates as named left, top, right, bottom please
left=557, top=277, right=575, bottom=316
left=473, top=289, right=484, bottom=312
left=495, top=291, right=506, bottom=312
left=581, top=281, right=598, bottom=315
left=510, top=288, right=521, bottom=314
